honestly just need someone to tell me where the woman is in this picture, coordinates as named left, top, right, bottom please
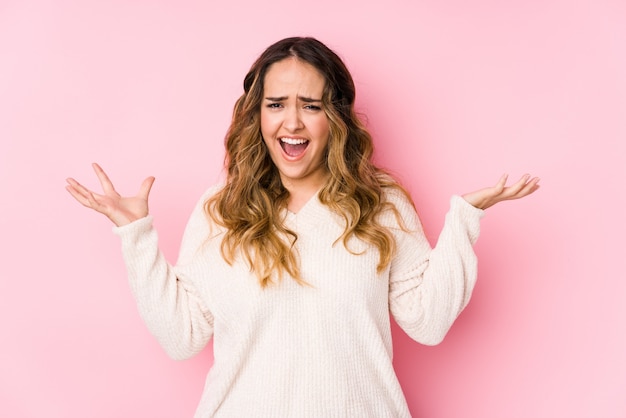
left=66, top=37, right=539, bottom=417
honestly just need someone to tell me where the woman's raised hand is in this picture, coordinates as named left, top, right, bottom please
left=66, top=163, right=155, bottom=227
left=462, top=174, right=540, bottom=210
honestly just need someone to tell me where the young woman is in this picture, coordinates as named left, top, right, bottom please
left=66, top=37, right=539, bottom=417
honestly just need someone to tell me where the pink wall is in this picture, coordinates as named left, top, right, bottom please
left=2, top=0, right=625, bottom=417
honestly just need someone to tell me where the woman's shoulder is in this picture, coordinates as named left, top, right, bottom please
left=378, top=181, right=421, bottom=230
left=183, top=183, right=226, bottom=229
left=382, top=184, right=412, bottom=203
left=177, top=183, right=229, bottom=259
left=198, top=183, right=226, bottom=204
left=380, top=177, right=415, bottom=210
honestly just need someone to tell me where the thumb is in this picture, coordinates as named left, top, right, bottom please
left=138, top=176, right=155, bottom=200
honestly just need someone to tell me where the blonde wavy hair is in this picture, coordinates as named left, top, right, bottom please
left=205, top=37, right=412, bottom=287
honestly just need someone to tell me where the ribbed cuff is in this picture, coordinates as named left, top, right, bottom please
left=450, top=195, right=484, bottom=243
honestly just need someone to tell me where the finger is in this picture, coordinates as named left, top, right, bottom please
left=490, top=174, right=508, bottom=195
left=137, top=176, right=155, bottom=201
left=92, top=163, right=118, bottom=196
left=502, top=174, right=531, bottom=197
left=514, top=177, right=541, bottom=198
left=66, top=185, right=109, bottom=214
left=66, top=183, right=93, bottom=207
left=84, top=188, right=109, bottom=213
left=66, top=178, right=101, bottom=207
left=503, top=176, right=540, bottom=200
left=66, top=176, right=114, bottom=213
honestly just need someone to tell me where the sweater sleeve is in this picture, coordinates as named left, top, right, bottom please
left=112, top=188, right=217, bottom=360
left=388, top=193, right=484, bottom=345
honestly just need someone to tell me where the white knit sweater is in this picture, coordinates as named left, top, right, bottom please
left=113, top=186, right=484, bottom=417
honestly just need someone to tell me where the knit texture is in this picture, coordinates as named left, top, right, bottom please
left=113, top=186, right=484, bottom=417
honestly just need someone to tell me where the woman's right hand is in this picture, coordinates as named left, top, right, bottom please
left=66, top=163, right=155, bottom=227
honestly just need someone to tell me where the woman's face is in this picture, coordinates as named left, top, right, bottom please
left=260, top=57, right=330, bottom=192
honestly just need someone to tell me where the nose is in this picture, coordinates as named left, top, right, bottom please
left=283, top=106, right=304, bottom=132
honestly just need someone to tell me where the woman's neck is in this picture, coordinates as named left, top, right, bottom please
left=282, top=173, right=328, bottom=214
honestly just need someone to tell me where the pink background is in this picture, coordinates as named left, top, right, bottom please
left=1, top=0, right=625, bottom=417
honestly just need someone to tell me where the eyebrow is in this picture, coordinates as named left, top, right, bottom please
left=264, top=96, right=322, bottom=103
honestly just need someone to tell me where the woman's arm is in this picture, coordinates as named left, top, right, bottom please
left=389, top=174, right=539, bottom=345
left=66, top=164, right=214, bottom=359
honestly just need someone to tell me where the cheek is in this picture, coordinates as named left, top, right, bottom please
left=315, top=118, right=331, bottom=142
left=260, top=108, right=278, bottom=137
left=260, top=113, right=277, bottom=151
left=260, top=110, right=269, bottom=137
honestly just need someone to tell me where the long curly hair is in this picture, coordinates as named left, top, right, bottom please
left=205, top=37, right=411, bottom=287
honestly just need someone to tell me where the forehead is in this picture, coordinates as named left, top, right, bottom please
left=263, top=57, right=326, bottom=95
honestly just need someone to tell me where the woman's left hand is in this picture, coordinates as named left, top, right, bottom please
left=462, top=174, right=540, bottom=210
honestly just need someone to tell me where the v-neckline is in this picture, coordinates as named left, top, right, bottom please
left=286, top=188, right=321, bottom=216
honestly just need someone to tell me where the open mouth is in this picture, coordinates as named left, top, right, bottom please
left=279, top=137, right=309, bottom=157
